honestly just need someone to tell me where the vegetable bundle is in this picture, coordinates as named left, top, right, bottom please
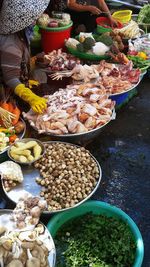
left=138, top=4, right=150, bottom=24
left=55, top=213, right=136, bottom=267
left=127, top=55, right=150, bottom=70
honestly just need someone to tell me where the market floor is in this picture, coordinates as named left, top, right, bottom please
left=0, top=76, right=149, bottom=266
left=87, top=76, right=150, bottom=267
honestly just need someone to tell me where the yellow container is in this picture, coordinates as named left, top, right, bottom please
left=112, top=10, right=132, bottom=24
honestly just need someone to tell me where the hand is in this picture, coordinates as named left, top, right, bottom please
left=109, top=17, right=118, bottom=28
left=30, top=95, right=47, bottom=114
left=87, top=5, right=101, bottom=15
left=14, top=84, right=47, bottom=113
left=29, top=79, right=40, bottom=89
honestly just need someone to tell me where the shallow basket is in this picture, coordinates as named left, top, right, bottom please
left=66, top=46, right=110, bottom=61
left=112, top=10, right=132, bottom=23
left=47, top=200, right=144, bottom=267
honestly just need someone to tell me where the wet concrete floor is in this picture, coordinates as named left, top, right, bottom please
left=87, top=76, right=150, bottom=267
left=0, top=76, right=149, bottom=266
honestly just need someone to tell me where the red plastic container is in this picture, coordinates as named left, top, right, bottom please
left=96, top=17, right=123, bottom=29
left=40, top=22, right=73, bottom=53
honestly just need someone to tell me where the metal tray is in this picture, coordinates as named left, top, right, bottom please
left=0, top=209, right=56, bottom=267
left=24, top=109, right=115, bottom=144
left=2, top=141, right=102, bottom=214
left=0, top=118, right=26, bottom=156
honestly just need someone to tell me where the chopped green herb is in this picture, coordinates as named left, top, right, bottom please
left=55, top=213, right=136, bottom=267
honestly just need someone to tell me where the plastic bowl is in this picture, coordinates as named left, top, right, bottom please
left=47, top=200, right=144, bottom=267
left=112, top=10, right=132, bottom=24
left=96, top=17, right=123, bottom=33
left=110, top=91, right=129, bottom=106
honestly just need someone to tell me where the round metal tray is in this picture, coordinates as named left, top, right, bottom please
left=25, top=109, right=115, bottom=144
left=0, top=209, right=56, bottom=267
left=0, top=118, right=26, bottom=156
left=2, top=141, right=102, bottom=214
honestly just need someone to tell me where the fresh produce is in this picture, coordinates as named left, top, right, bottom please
left=110, top=31, right=124, bottom=51
left=0, top=224, right=50, bottom=267
left=11, top=195, right=46, bottom=229
left=38, top=12, right=71, bottom=28
left=128, top=35, right=150, bottom=57
left=0, top=94, right=21, bottom=128
left=0, top=195, right=52, bottom=267
left=12, top=105, right=21, bottom=125
left=114, top=20, right=141, bottom=39
left=9, top=134, right=18, bottom=143
left=83, top=37, right=95, bottom=51
left=34, top=143, right=100, bottom=211
left=37, top=13, right=50, bottom=27
left=48, top=20, right=59, bottom=28
left=0, top=161, right=23, bottom=192
left=79, top=32, right=94, bottom=43
left=0, top=120, right=25, bottom=153
left=137, top=51, right=147, bottom=60
left=65, top=38, right=80, bottom=50
left=76, top=43, right=84, bottom=52
left=9, top=140, right=43, bottom=163
left=55, top=213, right=136, bottom=267
left=0, top=127, right=19, bottom=152
left=138, top=4, right=150, bottom=24
left=76, top=37, right=95, bottom=53
left=0, top=132, right=9, bottom=152
left=127, top=55, right=150, bottom=69
left=0, top=107, right=16, bottom=128
left=95, top=34, right=113, bottom=46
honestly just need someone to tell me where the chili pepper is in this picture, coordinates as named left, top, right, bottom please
left=9, top=134, right=18, bottom=143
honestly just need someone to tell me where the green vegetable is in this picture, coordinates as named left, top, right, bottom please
left=77, top=43, right=84, bottom=52
left=137, top=4, right=150, bottom=24
left=55, top=213, right=136, bottom=267
left=83, top=37, right=95, bottom=51
left=76, top=37, right=95, bottom=52
left=95, top=34, right=113, bottom=46
left=127, top=55, right=150, bottom=70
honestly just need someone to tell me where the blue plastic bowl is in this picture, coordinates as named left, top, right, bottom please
left=47, top=200, right=144, bottom=267
left=109, top=92, right=129, bottom=106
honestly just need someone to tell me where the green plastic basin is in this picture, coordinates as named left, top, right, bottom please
left=38, top=21, right=73, bottom=32
left=47, top=200, right=144, bottom=267
left=66, top=46, right=110, bottom=61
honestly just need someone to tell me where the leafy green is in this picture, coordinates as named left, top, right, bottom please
left=127, top=55, right=150, bottom=70
left=94, top=34, right=113, bottom=46
left=137, top=4, right=150, bottom=24
left=83, top=37, right=95, bottom=51
left=77, top=43, right=84, bottom=52
left=76, top=37, right=95, bottom=52
left=55, top=213, right=136, bottom=267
